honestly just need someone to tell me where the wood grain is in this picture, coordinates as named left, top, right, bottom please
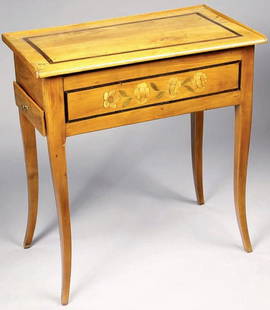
left=65, top=48, right=246, bottom=136
left=14, top=55, right=44, bottom=107
left=191, top=111, right=205, bottom=205
left=23, top=13, right=238, bottom=63
left=233, top=46, right=254, bottom=253
left=13, top=82, right=46, bottom=136
left=18, top=112, right=39, bottom=249
left=66, top=87, right=241, bottom=136
left=2, top=5, right=267, bottom=78
left=63, top=47, right=244, bottom=91
left=66, top=61, right=239, bottom=122
left=42, top=77, right=72, bottom=304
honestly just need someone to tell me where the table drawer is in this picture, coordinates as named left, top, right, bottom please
left=14, top=82, right=46, bottom=136
left=65, top=60, right=240, bottom=123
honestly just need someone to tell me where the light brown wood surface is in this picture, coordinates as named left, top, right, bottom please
left=63, top=47, right=244, bottom=91
left=65, top=48, right=243, bottom=136
left=14, top=55, right=44, bottom=107
left=42, top=77, right=72, bottom=305
left=66, top=91, right=240, bottom=136
left=2, top=5, right=267, bottom=77
left=233, top=46, right=254, bottom=252
left=66, top=61, right=239, bottom=122
left=14, top=82, right=46, bottom=136
left=18, top=112, right=39, bottom=249
left=2, top=5, right=267, bottom=306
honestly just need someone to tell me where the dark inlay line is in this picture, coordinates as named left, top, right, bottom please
left=66, top=60, right=241, bottom=93
left=196, top=12, right=241, bottom=37
left=67, top=88, right=240, bottom=123
left=238, top=60, right=242, bottom=90
left=23, top=12, right=242, bottom=64
left=65, top=60, right=241, bottom=123
left=37, top=36, right=240, bottom=65
left=64, top=92, right=69, bottom=123
left=25, top=12, right=196, bottom=39
left=24, top=38, right=53, bottom=64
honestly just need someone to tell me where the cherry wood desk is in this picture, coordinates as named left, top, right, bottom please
left=2, top=5, right=267, bottom=305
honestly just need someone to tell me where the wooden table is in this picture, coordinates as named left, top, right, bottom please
left=2, top=5, right=267, bottom=305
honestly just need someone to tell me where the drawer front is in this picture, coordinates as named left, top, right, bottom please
left=65, top=60, right=240, bottom=123
left=14, top=82, right=46, bottom=136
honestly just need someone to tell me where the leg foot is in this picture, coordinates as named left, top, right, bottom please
left=191, top=111, right=205, bottom=205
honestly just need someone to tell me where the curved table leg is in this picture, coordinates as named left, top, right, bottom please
left=191, top=111, right=205, bottom=205
left=19, top=111, right=39, bottom=249
left=47, top=135, right=72, bottom=305
left=233, top=46, right=254, bottom=253
left=44, top=77, right=72, bottom=305
left=234, top=104, right=253, bottom=253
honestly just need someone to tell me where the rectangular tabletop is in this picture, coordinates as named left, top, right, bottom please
left=2, top=5, right=267, bottom=78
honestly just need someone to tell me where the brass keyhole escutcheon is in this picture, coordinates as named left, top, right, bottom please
left=20, top=105, right=29, bottom=111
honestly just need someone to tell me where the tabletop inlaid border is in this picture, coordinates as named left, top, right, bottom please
left=64, top=60, right=242, bottom=123
left=23, top=12, right=242, bottom=64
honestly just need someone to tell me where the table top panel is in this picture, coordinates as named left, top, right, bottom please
left=2, top=5, right=267, bottom=78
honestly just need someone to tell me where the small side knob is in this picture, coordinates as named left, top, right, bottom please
left=20, top=105, right=29, bottom=111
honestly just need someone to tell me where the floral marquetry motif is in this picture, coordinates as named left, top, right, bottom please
left=191, top=72, right=208, bottom=92
left=103, top=90, right=119, bottom=108
left=134, top=82, right=150, bottom=104
left=168, top=77, right=182, bottom=97
left=102, top=71, right=209, bottom=109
